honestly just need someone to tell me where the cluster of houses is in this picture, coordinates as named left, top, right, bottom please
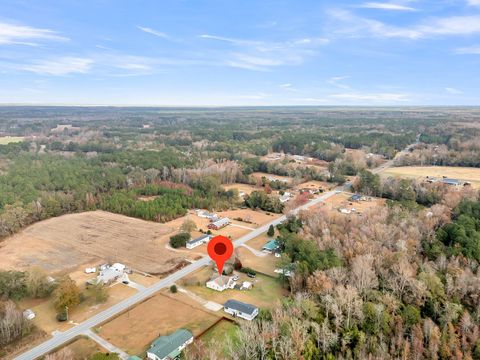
left=195, top=209, right=230, bottom=230
left=86, top=263, right=127, bottom=286
left=145, top=299, right=259, bottom=358
left=426, top=177, right=468, bottom=187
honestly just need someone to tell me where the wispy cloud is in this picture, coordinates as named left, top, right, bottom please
left=327, top=76, right=351, bottom=89
left=137, top=26, right=170, bottom=39
left=279, top=83, right=299, bottom=92
left=330, top=10, right=480, bottom=39
left=22, top=57, right=93, bottom=75
left=199, top=34, right=329, bottom=71
left=329, top=92, right=410, bottom=102
left=358, top=2, right=416, bottom=11
left=455, top=45, right=480, bottom=54
left=445, top=87, right=463, bottom=94
left=467, top=0, right=480, bottom=6
left=0, top=21, right=67, bottom=46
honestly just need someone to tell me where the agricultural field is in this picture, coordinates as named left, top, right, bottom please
left=382, top=166, right=480, bottom=188
left=180, top=266, right=286, bottom=309
left=222, top=183, right=260, bottom=195
left=0, top=136, right=24, bottom=144
left=98, top=292, right=220, bottom=355
left=0, top=210, right=186, bottom=275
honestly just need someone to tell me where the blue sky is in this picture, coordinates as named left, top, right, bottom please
left=0, top=0, right=479, bottom=105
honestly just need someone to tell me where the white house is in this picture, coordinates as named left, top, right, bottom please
left=186, top=234, right=212, bottom=249
left=206, top=275, right=236, bottom=292
left=147, top=329, right=193, bottom=360
left=223, top=299, right=259, bottom=321
left=208, top=217, right=230, bottom=230
left=88, top=263, right=125, bottom=286
left=279, top=192, right=291, bottom=203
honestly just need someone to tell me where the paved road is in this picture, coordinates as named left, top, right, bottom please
left=83, top=329, right=129, bottom=360
left=15, top=186, right=344, bottom=360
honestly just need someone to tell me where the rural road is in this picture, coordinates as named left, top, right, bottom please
left=15, top=186, right=344, bottom=360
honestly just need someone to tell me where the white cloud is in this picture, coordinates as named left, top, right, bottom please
left=137, top=26, right=170, bottom=39
left=329, top=92, right=410, bottom=102
left=445, top=87, right=463, bottom=94
left=0, top=21, right=67, bottom=45
left=200, top=34, right=328, bottom=71
left=467, top=0, right=480, bottom=6
left=455, top=45, right=480, bottom=54
left=22, top=57, right=93, bottom=75
left=359, top=2, right=416, bottom=11
left=279, top=83, right=299, bottom=92
left=330, top=10, right=480, bottom=39
left=328, top=76, right=351, bottom=89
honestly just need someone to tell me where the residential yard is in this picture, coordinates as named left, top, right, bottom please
left=0, top=210, right=187, bottom=275
left=98, top=292, right=220, bottom=355
left=199, top=319, right=239, bottom=348
left=295, top=180, right=334, bottom=192
left=246, top=233, right=273, bottom=251
left=61, top=337, right=106, bottom=359
left=18, top=283, right=137, bottom=334
left=216, top=208, right=280, bottom=228
left=251, top=172, right=294, bottom=184
left=236, top=246, right=280, bottom=277
left=180, top=266, right=286, bottom=309
left=382, top=166, right=480, bottom=188
left=318, top=192, right=386, bottom=214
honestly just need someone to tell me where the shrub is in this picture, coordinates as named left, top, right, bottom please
left=169, top=232, right=191, bottom=248
left=170, top=285, right=178, bottom=293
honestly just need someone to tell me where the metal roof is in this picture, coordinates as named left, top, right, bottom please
left=224, top=299, right=258, bottom=315
left=149, top=329, right=193, bottom=359
left=262, top=239, right=280, bottom=251
left=187, top=234, right=211, bottom=245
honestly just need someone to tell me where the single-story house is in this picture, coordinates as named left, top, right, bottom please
left=196, top=209, right=218, bottom=221
left=293, top=155, right=305, bottom=162
left=186, top=234, right=212, bottom=249
left=206, top=275, right=236, bottom=292
left=208, top=217, right=230, bottom=230
left=87, top=263, right=125, bottom=286
left=268, top=176, right=288, bottom=183
left=224, top=299, right=259, bottom=321
left=241, top=281, right=253, bottom=290
left=274, top=266, right=294, bottom=278
left=279, top=192, right=291, bottom=203
left=147, top=329, right=193, bottom=360
left=442, top=178, right=460, bottom=186
left=262, top=239, right=281, bottom=253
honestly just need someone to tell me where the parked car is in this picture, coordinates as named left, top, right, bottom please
left=122, top=280, right=129, bottom=285
left=23, top=309, right=35, bottom=320
left=275, top=253, right=281, bottom=258
left=247, top=273, right=256, bottom=279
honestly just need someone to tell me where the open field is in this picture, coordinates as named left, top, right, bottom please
left=98, top=292, right=219, bottom=355
left=216, top=208, right=280, bottom=227
left=0, top=210, right=187, bottom=274
left=382, top=166, right=480, bottom=188
left=222, top=183, right=260, bottom=195
left=0, top=136, right=24, bottom=144
left=295, top=180, right=334, bottom=192
left=245, top=233, right=272, bottom=250
left=236, top=246, right=280, bottom=277
left=251, top=172, right=294, bottom=184
left=181, top=267, right=286, bottom=309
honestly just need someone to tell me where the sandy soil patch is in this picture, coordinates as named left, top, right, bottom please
left=98, top=292, right=219, bottom=355
left=61, top=337, right=106, bottom=359
left=0, top=210, right=187, bottom=274
left=382, top=166, right=480, bottom=188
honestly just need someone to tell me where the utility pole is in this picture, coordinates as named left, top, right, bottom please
left=65, top=306, right=69, bottom=322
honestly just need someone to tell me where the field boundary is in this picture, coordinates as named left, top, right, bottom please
left=195, top=316, right=238, bottom=339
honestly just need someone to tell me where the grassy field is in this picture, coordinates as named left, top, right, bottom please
left=236, top=246, right=280, bottom=277
left=0, top=136, right=24, bottom=144
left=382, top=166, right=480, bottom=188
left=61, top=337, right=106, bottom=359
left=98, top=292, right=220, bottom=355
left=181, top=267, right=285, bottom=309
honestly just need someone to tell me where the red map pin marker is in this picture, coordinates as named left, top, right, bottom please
left=208, top=235, right=234, bottom=275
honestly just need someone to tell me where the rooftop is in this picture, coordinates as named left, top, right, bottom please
left=224, top=299, right=258, bottom=315
left=262, top=239, right=280, bottom=251
left=149, top=329, right=193, bottom=359
left=187, top=234, right=211, bottom=245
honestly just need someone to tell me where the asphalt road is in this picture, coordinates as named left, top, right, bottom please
left=15, top=186, right=344, bottom=360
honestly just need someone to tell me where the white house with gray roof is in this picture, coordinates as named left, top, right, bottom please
left=223, top=299, right=259, bottom=321
left=186, top=234, right=212, bottom=249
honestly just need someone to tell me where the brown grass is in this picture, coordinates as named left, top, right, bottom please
left=0, top=210, right=186, bottom=274
left=62, top=337, right=106, bottom=359
left=382, top=166, right=480, bottom=188
left=98, top=292, right=220, bottom=355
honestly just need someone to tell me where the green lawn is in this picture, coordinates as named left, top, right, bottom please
left=200, top=319, right=239, bottom=345
left=0, top=136, right=24, bottom=144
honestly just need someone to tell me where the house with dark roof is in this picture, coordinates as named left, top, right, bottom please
left=224, top=299, right=259, bottom=321
left=350, top=194, right=362, bottom=201
left=146, top=329, right=193, bottom=360
left=186, top=234, right=212, bottom=249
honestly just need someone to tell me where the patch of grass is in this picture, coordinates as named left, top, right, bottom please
left=0, top=136, right=24, bottom=145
